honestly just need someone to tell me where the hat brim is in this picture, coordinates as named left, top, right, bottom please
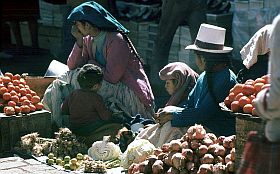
left=185, top=44, right=233, bottom=53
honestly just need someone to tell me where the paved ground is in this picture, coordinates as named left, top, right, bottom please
left=0, top=157, right=69, bottom=174
left=0, top=156, right=125, bottom=174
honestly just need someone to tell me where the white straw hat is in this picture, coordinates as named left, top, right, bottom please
left=185, top=23, right=233, bottom=53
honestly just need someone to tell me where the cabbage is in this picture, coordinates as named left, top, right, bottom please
left=120, top=139, right=155, bottom=169
left=88, top=136, right=121, bottom=161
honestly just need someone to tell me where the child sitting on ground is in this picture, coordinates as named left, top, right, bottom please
left=61, top=64, right=122, bottom=146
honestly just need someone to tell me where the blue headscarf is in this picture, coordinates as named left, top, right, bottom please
left=67, top=1, right=129, bottom=33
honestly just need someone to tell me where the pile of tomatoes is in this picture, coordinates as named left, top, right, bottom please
left=0, top=72, right=44, bottom=116
left=224, top=74, right=270, bottom=116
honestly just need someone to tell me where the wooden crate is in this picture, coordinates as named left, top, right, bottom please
left=0, top=110, right=52, bottom=152
left=25, top=76, right=55, bottom=99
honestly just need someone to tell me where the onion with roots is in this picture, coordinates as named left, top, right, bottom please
left=169, top=140, right=182, bottom=152
left=214, top=145, right=226, bottom=157
left=205, top=133, right=217, bottom=143
left=197, top=164, right=214, bottom=174
left=202, top=138, right=214, bottom=147
left=213, top=163, right=226, bottom=174
left=152, top=160, right=164, bottom=174
left=181, top=141, right=189, bottom=149
left=230, top=148, right=235, bottom=161
left=200, top=154, right=214, bottom=164
left=198, top=145, right=208, bottom=157
left=187, top=124, right=206, bottom=140
left=226, top=161, right=235, bottom=173
left=181, top=148, right=193, bottom=162
left=161, top=143, right=170, bottom=153
left=217, top=136, right=226, bottom=145
left=171, top=153, right=186, bottom=171
left=166, top=167, right=180, bottom=174
left=190, top=139, right=200, bottom=150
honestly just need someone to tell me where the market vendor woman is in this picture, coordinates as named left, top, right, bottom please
left=154, top=24, right=237, bottom=136
left=66, top=1, right=154, bottom=119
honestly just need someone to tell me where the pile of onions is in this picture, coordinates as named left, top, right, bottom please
left=0, top=72, right=44, bottom=116
left=128, top=124, right=235, bottom=174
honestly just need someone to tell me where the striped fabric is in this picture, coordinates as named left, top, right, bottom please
left=98, top=80, right=155, bottom=120
left=237, top=131, right=280, bottom=174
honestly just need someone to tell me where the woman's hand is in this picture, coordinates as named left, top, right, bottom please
left=155, top=111, right=173, bottom=126
left=71, top=25, right=83, bottom=47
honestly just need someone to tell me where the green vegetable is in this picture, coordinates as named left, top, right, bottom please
left=64, top=156, right=71, bottom=163
left=64, top=163, right=70, bottom=170
left=48, top=153, right=54, bottom=159
left=47, top=159, right=54, bottom=165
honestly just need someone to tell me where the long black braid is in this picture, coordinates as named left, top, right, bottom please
left=196, top=51, right=232, bottom=108
left=120, top=32, right=145, bottom=66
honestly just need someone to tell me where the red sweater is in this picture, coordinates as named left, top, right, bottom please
left=61, top=89, right=111, bottom=127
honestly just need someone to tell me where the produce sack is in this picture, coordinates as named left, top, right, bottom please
left=237, top=131, right=280, bottom=174
left=136, top=106, right=187, bottom=148
left=121, top=139, right=155, bottom=169
left=88, top=136, right=122, bottom=161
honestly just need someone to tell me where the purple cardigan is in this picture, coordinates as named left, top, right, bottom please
left=67, top=32, right=154, bottom=107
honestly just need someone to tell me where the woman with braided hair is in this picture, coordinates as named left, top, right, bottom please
left=66, top=1, right=155, bottom=120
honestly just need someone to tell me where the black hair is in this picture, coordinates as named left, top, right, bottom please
left=195, top=50, right=233, bottom=107
left=120, top=32, right=144, bottom=65
left=172, top=79, right=178, bottom=86
left=77, top=64, right=103, bottom=90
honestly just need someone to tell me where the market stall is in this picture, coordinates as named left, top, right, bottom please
left=0, top=73, right=54, bottom=152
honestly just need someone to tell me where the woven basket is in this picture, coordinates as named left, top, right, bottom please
left=235, top=115, right=264, bottom=168
left=219, top=102, right=264, bottom=168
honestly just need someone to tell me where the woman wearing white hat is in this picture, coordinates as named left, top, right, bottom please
left=154, top=23, right=238, bottom=136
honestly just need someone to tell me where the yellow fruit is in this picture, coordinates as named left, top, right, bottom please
left=76, top=153, right=83, bottom=160
left=70, top=158, right=77, bottom=165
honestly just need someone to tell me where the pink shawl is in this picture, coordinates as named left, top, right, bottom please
left=159, top=62, right=198, bottom=106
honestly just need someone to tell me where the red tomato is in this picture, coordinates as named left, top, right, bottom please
left=31, top=95, right=40, bottom=104
left=239, top=96, right=251, bottom=108
left=231, top=101, right=241, bottom=112
left=243, top=104, right=253, bottom=114
left=242, top=85, right=255, bottom=96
